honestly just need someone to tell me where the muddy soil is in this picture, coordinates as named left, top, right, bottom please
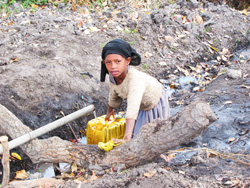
left=0, top=0, right=250, bottom=187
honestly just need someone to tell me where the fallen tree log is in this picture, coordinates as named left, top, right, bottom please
left=0, top=100, right=217, bottom=168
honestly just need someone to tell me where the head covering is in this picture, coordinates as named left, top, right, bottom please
left=100, top=39, right=141, bottom=82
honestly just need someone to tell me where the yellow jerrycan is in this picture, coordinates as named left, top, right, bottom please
left=86, top=114, right=126, bottom=145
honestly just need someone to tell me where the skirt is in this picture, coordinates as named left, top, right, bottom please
left=133, top=89, right=170, bottom=136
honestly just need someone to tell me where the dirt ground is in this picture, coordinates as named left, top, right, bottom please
left=0, top=0, right=250, bottom=187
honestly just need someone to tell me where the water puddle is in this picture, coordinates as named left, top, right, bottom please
left=179, top=76, right=197, bottom=90
left=28, top=137, right=87, bottom=179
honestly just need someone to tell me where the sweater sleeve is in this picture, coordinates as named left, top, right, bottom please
left=108, top=85, right=123, bottom=108
left=126, top=78, right=146, bottom=119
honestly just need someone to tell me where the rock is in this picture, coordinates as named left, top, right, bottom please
left=57, top=3, right=65, bottom=9
left=226, top=69, right=242, bottom=79
left=88, top=164, right=103, bottom=171
left=157, top=167, right=168, bottom=174
left=117, top=12, right=128, bottom=19
left=159, top=62, right=167, bottom=66
left=28, top=172, right=42, bottom=180
left=53, top=17, right=65, bottom=23
left=151, top=10, right=164, bottom=24
left=11, top=2, right=22, bottom=10
left=175, top=15, right=183, bottom=24
left=95, top=170, right=106, bottom=176
left=247, top=14, right=250, bottom=21
left=190, top=155, right=204, bottom=165
left=186, top=11, right=196, bottom=22
left=103, top=11, right=113, bottom=18
left=189, top=0, right=199, bottom=9
left=113, top=163, right=126, bottom=173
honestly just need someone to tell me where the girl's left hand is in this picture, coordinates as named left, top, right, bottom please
left=111, top=138, right=127, bottom=145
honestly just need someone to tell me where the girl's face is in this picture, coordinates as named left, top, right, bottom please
left=104, top=54, right=131, bottom=82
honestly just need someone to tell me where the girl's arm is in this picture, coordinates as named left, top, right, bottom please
left=105, top=105, right=115, bottom=121
left=124, top=118, right=136, bottom=141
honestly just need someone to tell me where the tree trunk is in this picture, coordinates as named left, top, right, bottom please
left=5, top=177, right=79, bottom=188
left=0, top=136, right=10, bottom=187
left=0, top=100, right=217, bottom=168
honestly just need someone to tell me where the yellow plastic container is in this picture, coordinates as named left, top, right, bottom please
left=86, top=115, right=126, bottom=145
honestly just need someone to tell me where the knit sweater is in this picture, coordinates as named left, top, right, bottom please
left=108, top=67, right=163, bottom=119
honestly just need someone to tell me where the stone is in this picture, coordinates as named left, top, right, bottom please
left=113, top=163, right=126, bottom=173
left=88, top=164, right=103, bottom=171
left=226, top=69, right=242, bottom=79
left=190, top=155, right=204, bottom=165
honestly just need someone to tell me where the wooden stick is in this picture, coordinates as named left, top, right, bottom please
left=60, top=111, right=79, bottom=143
left=0, top=136, right=10, bottom=187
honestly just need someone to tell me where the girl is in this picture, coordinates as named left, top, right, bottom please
left=101, top=39, right=170, bottom=141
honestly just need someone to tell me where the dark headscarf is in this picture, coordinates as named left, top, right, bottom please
left=100, top=39, right=141, bottom=82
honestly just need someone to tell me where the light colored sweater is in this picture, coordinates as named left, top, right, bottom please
left=109, top=67, right=163, bottom=119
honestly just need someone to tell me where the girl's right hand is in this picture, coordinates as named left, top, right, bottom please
left=105, top=106, right=115, bottom=121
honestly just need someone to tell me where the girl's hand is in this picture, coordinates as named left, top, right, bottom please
left=123, top=119, right=135, bottom=141
left=105, top=106, right=115, bottom=121
left=111, top=138, right=127, bottom=145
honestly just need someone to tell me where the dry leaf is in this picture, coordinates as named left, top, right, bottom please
left=89, top=27, right=100, bottom=32
left=224, top=180, right=233, bottom=185
left=143, top=170, right=156, bottom=177
left=177, top=34, right=186, bottom=38
left=80, top=8, right=89, bottom=15
left=224, top=101, right=232, bottom=104
left=198, top=87, right=205, bottom=92
left=116, top=26, right=123, bottom=31
left=10, top=57, right=19, bottom=63
left=71, top=0, right=76, bottom=12
left=193, top=86, right=200, bottom=92
left=144, top=52, right=153, bottom=58
left=71, top=163, right=77, bottom=172
left=206, top=150, right=217, bottom=158
left=11, top=153, right=21, bottom=160
left=196, top=14, right=203, bottom=24
left=176, top=65, right=190, bottom=76
left=181, top=16, right=188, bottom=23
left=227, top=137, right=236, bottom=143
left=178, top=170, right=185, bottom=175
left=187, top=65, right=196, bottom=71
left=168, top=153, right=176, bottom=159
left=77, top=21, right=83, bottom=28
left=87, top=172, right=98, bottom=182
left=160, top=154, right=171, bottom=162
left=15, top=169, right=28, bottom=180
left=241, top=85, right=250, bottom=89
left=8, top=21, right=14, bottom=25
left=31, top=4, right=38, bottom=8
left=75, top=176, right=85, bottom=182
left=143, top=172, right=151, bottom=177
left=241, top=9, right=248, bottom=15
left=159, top=62, right=167, bottom=66
left=210, top=45, right=218, bottom=52
left=165, top=36, right=174, bottom=42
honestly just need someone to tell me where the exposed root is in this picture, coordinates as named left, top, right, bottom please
left=166, top=147, right=250, bottom=166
